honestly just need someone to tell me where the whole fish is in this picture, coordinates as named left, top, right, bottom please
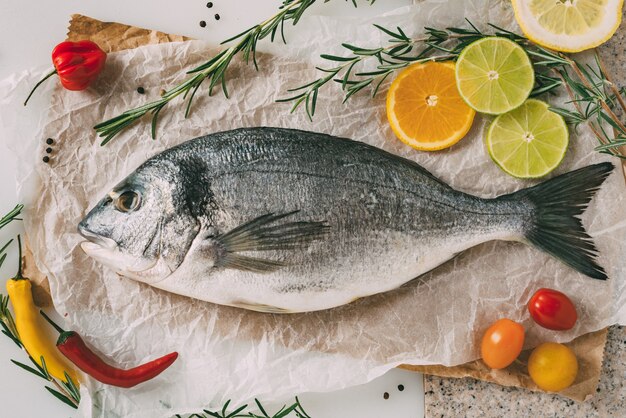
left=78, top=127, right=612, bottom=313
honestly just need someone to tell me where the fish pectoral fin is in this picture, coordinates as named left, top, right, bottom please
left=217, top=210, right=330, bottom=252
left=213, top=211, right=329, bottom=273
left=219, top=253, right=285, bottom=273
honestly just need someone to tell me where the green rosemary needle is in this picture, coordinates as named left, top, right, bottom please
left=0, top=204, right=23, bottom=268
left=177, top=396, right=311, bottom=418
left=0, top=204, right=23, bottom=230
left=94, top=0, right=376, bottom=146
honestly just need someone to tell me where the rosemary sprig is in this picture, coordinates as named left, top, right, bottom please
left=283, top=20, right=626, bottom=158
left=549, top=51, right=626, bottom=158
left=280, top=20, right=563, bottom=119
left=178, top=396, right=310, bottom=418
left=94, top=0, right=376, bottom=145
left=0, top=204, right=23, bottom=269
left=0, top=204, right=23, bottom=230
left=0, top=240, right=12, bottom=269
left=276, top=23, right=476, bottom=117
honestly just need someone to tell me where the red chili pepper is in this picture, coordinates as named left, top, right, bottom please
left=41, top=311, right=178, bottom=388
left=24, top=40, right=107, bottom=106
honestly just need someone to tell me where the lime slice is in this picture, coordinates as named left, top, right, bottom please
left=455, top=37, right=534, bottom=115
left=512, top=0, right=623, bottom=53
left=486, top=99, right=568, bottom=178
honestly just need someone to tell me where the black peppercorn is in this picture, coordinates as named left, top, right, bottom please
left=199, top=20, right=207, bottom=28
left=383, top=392, right=389, bottom=400
left=46, top=147, right=52, bottom=154
left=206, top=2, right=213, bottom=7
left=43, top=156, right=50, bottom=163
left=398, top=384, right=404, bottom=392
left=46, top=138, right=54, bottom=145
left=137, top=87, right=145, bottom=94
left=214, top=14, right=220, bottom=20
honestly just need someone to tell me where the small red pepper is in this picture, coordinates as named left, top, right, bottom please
left=41, top=311, right=178, bottom=388
left=24, top=40, right=107, bottom=106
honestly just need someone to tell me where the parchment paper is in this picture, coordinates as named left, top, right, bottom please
left=1, top=1, right=625, bottom=417
left=62, top=12, right=614, bottom=403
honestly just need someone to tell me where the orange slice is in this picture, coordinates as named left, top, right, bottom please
left=386, top=61, right=476, bottom=151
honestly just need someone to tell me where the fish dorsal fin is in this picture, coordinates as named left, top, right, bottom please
left=214, top=211, right=330, bottom=273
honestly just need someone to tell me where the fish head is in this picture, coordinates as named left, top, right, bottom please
left=78, top=160, right=200, bottom=284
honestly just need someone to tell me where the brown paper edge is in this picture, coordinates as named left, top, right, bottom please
left=400, top=327, right=608, bottom=402
left=65, top=14, right=191, bottom=53
left=20, top=13, right=608, bottom=402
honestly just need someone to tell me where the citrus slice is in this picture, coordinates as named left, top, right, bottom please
left=512, top=0, right=623, bottom=53
left=455, top=37, right=534, bottom=115
left=486, top=99, right=569, bottom=178
left=386, top=61, right=476, bottom=151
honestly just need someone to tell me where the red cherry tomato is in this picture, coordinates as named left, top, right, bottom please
left=528, top=288, right=577, bottom=330
left=481, top=318, right=525, bottom=369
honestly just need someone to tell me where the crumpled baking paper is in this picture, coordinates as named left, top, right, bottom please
left=1, top=1, right=625, bottom=417
left=58, top=12, right=614, bottom=404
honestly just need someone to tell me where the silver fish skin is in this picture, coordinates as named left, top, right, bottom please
left=78, top=127, right=612, bottom=313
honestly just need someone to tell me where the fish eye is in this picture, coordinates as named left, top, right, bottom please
left=115, top=191, right=141, bottom=213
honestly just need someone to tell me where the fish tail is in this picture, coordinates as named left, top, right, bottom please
left=501, top=162, right=614, bottom=280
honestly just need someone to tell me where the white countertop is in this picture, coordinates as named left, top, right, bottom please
left=0, top=0, right=423, bottom=417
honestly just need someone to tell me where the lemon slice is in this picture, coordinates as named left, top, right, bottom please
left=455, top=37, right=534, bottom=115
left=486, top=99, right=569, bottom=178
left=386, top=61, right=476, bottom=151
left=512, top=0, right=623, bottom=52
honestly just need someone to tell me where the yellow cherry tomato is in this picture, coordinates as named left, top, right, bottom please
left=528, top=342, right=578, bottom=392
left=480, top=318, right=525, bottom=369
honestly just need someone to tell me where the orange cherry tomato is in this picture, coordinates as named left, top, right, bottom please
left=481, top=318, right=525, bottom=369
left=528, top=288, right=577, bottom=330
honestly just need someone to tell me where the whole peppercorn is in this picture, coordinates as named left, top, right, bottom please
left=214, top=14, right=221, bottom=21
left=136, top=87, right=145, bottom=94
left=43, top=156, right=50, bottom=163
left=199, top=20, right=207, bottom=28
left=46, top=147, right=53, bottom=154
left=206, top=2, right=213, bottom=8
left=46, top=138, right=54, bottom=145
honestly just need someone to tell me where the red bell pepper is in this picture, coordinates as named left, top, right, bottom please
left=24, top=40, right=107, bottom=105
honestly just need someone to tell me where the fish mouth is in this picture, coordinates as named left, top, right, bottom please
left=77, top=223, right=118, bottom=250
left=78, top=223, right=161, bottom=281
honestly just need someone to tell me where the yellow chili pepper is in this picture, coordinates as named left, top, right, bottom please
left=6, top=238, right=78, bottom=384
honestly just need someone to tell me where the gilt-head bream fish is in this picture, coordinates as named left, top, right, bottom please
left=78, top=127, right=612, bottom=313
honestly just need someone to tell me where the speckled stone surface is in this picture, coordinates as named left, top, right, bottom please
left=423, top=13, right=626, bottom=416
left=424, top=326, right=625, bottom=417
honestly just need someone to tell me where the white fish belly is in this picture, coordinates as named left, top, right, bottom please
left=149, top=228, right=516, bottom=313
